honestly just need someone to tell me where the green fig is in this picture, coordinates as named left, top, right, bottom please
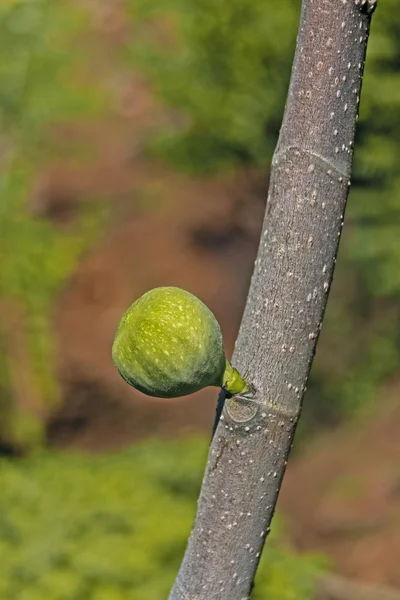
left=112, top=286, right=248, bottom=398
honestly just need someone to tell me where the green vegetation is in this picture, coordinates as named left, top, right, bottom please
left=127, top=0, right=298, bottom=173
left=0, top=437, right=324, bottom=600
left=126, top=0, right=400, bottom=429
left=0, top=0, right=108, bottom=446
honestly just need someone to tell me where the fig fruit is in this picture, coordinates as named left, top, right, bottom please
left=112, top=286, right=248, bottom=398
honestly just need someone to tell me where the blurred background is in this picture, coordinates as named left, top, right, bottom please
left=0, top=0, right=399, bottom=598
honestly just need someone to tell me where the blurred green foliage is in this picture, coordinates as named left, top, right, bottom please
left=0, top=0, right=108, bottom=446
left=0, top=437, right=324, bottom=600
left=127, top=0, right=298, bottom=172
left=126, top=0, right=400, bottom=427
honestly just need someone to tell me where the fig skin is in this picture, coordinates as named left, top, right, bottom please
left=112, top=287, right=247, bottom=398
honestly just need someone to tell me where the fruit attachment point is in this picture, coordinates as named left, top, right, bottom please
left=222, top=361, right=249, bottom=396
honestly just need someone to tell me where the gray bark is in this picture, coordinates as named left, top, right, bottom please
left=169, top=1, right=378, bottom=598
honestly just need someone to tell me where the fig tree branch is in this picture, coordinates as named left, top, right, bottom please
left=169, top=1, right=378, bottom=598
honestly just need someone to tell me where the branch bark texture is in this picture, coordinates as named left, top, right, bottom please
left=169, top=1, right=377, bottom=598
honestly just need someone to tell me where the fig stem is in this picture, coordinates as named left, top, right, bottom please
left=222, top=361, right=248, bottom=396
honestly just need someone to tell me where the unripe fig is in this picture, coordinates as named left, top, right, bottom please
left=112, top=287, right=248, bottom=398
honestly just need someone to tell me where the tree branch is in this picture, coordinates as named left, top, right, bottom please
left=169, top=1, right=378, bottom=598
